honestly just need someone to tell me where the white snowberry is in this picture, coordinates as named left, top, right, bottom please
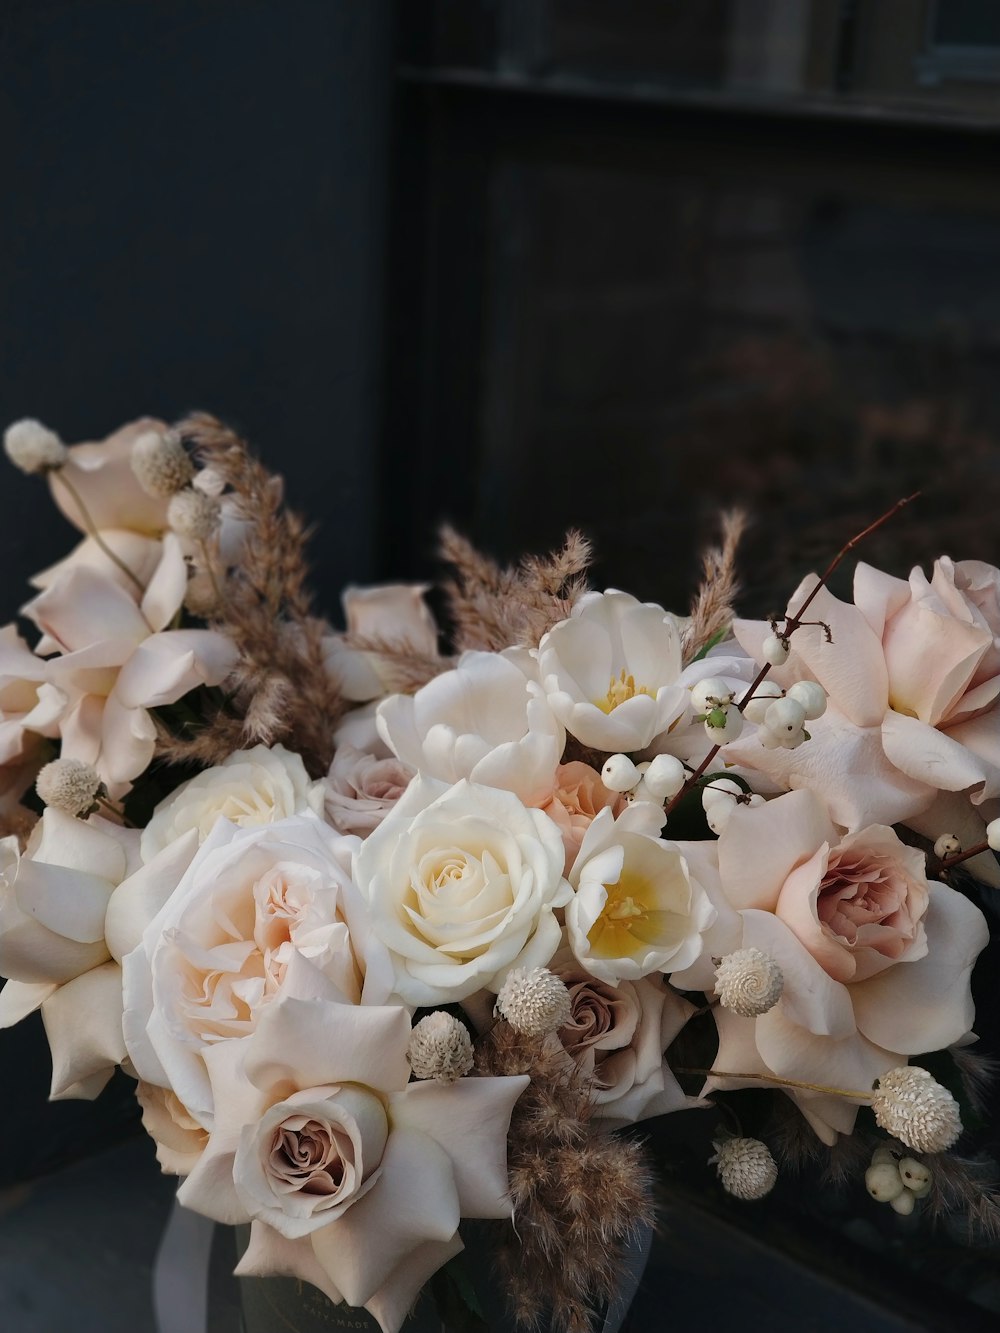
left=761, top=634, right=789, bottom=666
left=741, top=680, right=783, bottom=724
left=986, top=818, right=1000, bottom=852
left=601, top=754, right=640, bottom=793
left=691, top=676, right=734, bottom=713
left=785, top=679, right=827, bottom=720
left=933, top=834, right=961, bottom=860
left=703, top=705, right=744, bottom=744
left=641, top=754, right=686, bottom=801
left=865, top=1162, right=905, bottom=1203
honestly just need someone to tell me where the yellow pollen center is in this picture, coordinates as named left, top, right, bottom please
left=597, top=669, right=653, bottom=714
left=587, top=868, right=661, bottom=959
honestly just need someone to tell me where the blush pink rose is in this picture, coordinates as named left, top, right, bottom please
left=537, top=762, right=622, bottom=871
left=324, top=744, right=415, bottom=836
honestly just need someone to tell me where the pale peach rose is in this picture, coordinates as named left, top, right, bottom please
left=122, top=815, right=394, bottom=1126
left=177, top=991, right=527, bottom=1332
left=691, top=790, right=989, bottom=1143
left=136, top=1081, right=208, bottom=1175
left=725, top=562, right=1000, bottom=883
left=549, top=948, right=700, bottom=1126
left=324, top=744, right=415, bottom=836
left=537, top=761, right=622, bottom=872
left=23, top=534, right=237, bottom=796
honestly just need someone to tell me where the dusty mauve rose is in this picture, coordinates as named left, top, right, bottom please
left=177, top=992, right=527, bottom=1332
left=324, top=744, right=414, bottom=836
left=537, top=762, right=621, bottom=872
left=696, top=789, right=989, bottom=1143
left=550, top=949, right=699, bottom=1125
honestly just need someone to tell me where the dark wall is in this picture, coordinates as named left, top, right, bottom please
left=0, top=0, right=392, bottom=1176
left=1, top=0, right=391, bottom=624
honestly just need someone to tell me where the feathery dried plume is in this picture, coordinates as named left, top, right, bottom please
left=920, top=1151, right=1000, bottom=1243
left=440, top=527, right=592, bottom=654
left=476, top=1024, right=655, bottom=1332
left=156, top=414, right=345, bottom=775
left=682, top=508, right=747, bottom=663
left=340, top=632, right=452, bottom=695
left=0, top=804, right=40, bottom=850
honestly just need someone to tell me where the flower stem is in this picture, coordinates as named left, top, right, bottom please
left=940, top=839, right=992, bottom=871
left=53, top=471, right=146, bottom=597
left=674, top=1066, right=871, bottom=1101
left=662, top=493, right=920, bottom=822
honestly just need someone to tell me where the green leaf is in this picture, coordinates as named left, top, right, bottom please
left=692, top=629, right=728, bottom=661
left=431, top=1257, right=491, bottom=1333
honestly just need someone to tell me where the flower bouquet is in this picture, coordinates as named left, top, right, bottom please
left=0, top=413, right=997, bottom=1332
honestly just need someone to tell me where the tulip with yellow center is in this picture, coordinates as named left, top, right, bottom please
left=566, top=807, right=715, bottom=985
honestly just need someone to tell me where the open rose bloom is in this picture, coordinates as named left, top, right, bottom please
left=0, top=414, right=995, bottom=1330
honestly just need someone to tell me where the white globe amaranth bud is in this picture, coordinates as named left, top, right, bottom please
left=406, top=1011, right=474, bottom=1083
left=785, top=679, right=827, bottom=720
left=690, top=676, right=734, bottom=714
left=761, top=633, right=789, bottom=666
left=709, top=1137, right=778, bottom=1200
left=601, top=753, right=639, bottom=793
left=36, top=757, right=102, bottom=817
left=495, top=966, right=572, bottom=1036
left=131, top=429, right=195, bottom=497
left=4, top=419, right=68, bottom=474
left=741, top=680, right=783, bottom=725
left=641, top=753, right=686, bottom=801
left=167, top=487, right=221, bottom=540
left=871, top=1066, right=962, bottom=1154
left=715, top=947, right=783, bottom=1018
left=933, top=834, right=961, bottom=860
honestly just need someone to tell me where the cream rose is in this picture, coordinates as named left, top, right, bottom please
left=122, top=814, right=393, bottom=1124
left=140, top=744, right=325, bottom=861
left=354, top=776, right=570, bottom=1006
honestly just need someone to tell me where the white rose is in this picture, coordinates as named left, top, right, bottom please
left=537, top=589, right=690, bottom=752
left=140, top=744, right=325, bottom=861
left=565, top=807, right=715, bottom=984
left=122, top=814, right=393, bottom=1125
left=354, top=776, right=571, bottom=1006
left=376, top=649, right=564, bottom=806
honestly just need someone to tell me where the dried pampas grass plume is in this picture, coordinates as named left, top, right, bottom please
left=683, top=508, right=747, bottom=663
left=154, top=414, right=345, bottom=776
left=440, top=527, right=592, bottom=654
left=476, top=1023, right=655, bottom=1333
